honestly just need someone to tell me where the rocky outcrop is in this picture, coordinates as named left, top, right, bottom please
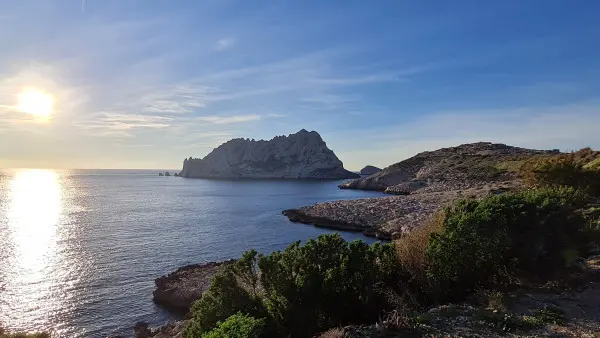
left=340, top=142, right=558, bottom=192
left=180, top=129, right=359, bottom=179
left=284, top=184, right=512, bottom=235
left=153, top=261, right=232, bottom=313
left=282, top=208, right=391, bottom=239
left=286, top=142, right=554, bottom=235
left=158, top=173, right=164, bottom=176
left=360, top=165, right=382, bottom=176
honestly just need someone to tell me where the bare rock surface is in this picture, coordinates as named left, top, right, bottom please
left=360, top=165, right=382, bottom=176
left=285, top=182, right=515, bottom=235
left=180, top=129, right=359, bottom=179
left=287, top=142, right=559, bottom=235
left=340, top=142, right=558, bottom=192
left=152, top=261, right=232, bottom=313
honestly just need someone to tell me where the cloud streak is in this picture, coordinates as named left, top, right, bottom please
left=215, top=38, right=235, bottom=51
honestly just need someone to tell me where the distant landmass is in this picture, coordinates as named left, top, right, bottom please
left=180, top=129, right=359, bottom=179
left=360, top=165, right=382, bottom=176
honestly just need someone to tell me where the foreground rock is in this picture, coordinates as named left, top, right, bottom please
left=132, top=321, right=187, bottom=338
left=360, top=165, right=382, bottom=176
left=180, top=129, right=359, bottom=179
left=153, top=261, right=231, bottom=313
left=340, top=142, right=558, bottom=192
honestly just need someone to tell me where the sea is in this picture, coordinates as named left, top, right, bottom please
left=0, top=169, right=382, bottom=337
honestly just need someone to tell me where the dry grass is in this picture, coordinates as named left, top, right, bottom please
left=316, top=328, right=345, bottom=338
left=0, top=329, right=49, bottom=338
left=395, top=211, right=445, bottom=281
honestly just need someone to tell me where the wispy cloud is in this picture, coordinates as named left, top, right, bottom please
left=196, top=114, right=261, bottom=124
left=215, top=38, right=235, bottom=51
left=333, top=102, right=600, bottom=170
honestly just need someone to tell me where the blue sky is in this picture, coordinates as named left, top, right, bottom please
left=0, top=0, right=599, bottom=170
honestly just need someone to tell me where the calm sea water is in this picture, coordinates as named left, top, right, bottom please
left=0, top=169, right=382, bottom=337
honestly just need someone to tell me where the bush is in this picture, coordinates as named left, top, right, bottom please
left=426, top=187, right=589, bottom=301
left=183, top=266, right=266, bottom=337
left=520, top=150, right=600, bottom=196
left=185, top=234, right=407, bottom=338
left=201, top=313, right=265, bottom=338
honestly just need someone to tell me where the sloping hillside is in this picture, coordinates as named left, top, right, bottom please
left=339, top=142, right=558, bottom=194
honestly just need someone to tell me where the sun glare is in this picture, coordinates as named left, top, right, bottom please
left=16, top=89, right=55, bottom=119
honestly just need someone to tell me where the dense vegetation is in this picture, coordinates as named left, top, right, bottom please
left=184, top=237, right=405, bottom=337
left=183, top=149, right=600, bottom=337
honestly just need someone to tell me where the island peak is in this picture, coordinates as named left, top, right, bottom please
left=180, top=130, right=359, bottom=179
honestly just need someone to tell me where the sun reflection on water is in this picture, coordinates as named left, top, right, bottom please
left=9, top=170, right=62, bottom=272
left=1, top=169, right=64, bottom=332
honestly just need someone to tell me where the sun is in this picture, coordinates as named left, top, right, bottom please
left=16, top=89, right=55, bottom=119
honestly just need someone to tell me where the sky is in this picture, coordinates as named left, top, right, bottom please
left=0, top=0, right=599, bottom=170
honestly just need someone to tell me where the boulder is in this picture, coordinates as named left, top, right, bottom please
left=153, top=261, right=232, bottom=313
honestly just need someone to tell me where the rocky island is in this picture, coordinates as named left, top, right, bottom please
left=180, top=129, right=359, bottom=179
left=359, top=165, right=381, bottom=175
left=284, top=142, right=561, bottom=237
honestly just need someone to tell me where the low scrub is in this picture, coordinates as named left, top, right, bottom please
left=184, top=235, right=406, bottom=338
left=185, top=186, right=598, bottom=336
left=201, top=313, right=265, bottom=338
left=520, top=148, right=600, bottom=196
left=427, top=187, right=589, bottom=301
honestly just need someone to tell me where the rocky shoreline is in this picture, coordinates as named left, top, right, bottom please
left=282, top=208, right=392, bottom=239
left=284, top=182, right=514, bottom=236
left=153, top=260, right=232, bottom=313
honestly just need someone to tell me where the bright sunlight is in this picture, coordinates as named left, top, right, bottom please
left=16, top=89, right=55, bottom=119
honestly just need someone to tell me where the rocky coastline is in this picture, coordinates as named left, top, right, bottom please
left=282, top=208, right=391, bottom=239
left=152, top=260, right=232, bottom=313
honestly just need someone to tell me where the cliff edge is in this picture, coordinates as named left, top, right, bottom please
left=180, top=129, right=359, bottom=179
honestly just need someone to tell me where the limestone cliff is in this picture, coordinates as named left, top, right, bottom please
left=180, top=129, right=359, bottom=179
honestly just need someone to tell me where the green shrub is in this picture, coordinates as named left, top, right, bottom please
left=201, top=313, right=265, bottom=338
left=185, top=234, right=407, bottom=338
left=426, top=187, right=589, bottom=301
left=258, top=236, right=404, bottom=337
left=520, top=150, right=600, bottom=196
left=183, top=267, right=266, bottom=338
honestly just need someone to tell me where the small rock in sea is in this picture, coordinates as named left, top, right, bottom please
left=164, top=172, right=171, bottom=176
left=158, top=173, right=164, bottom=176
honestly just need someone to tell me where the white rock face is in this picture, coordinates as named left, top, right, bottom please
left=180, top=129, right=359, bottom=179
